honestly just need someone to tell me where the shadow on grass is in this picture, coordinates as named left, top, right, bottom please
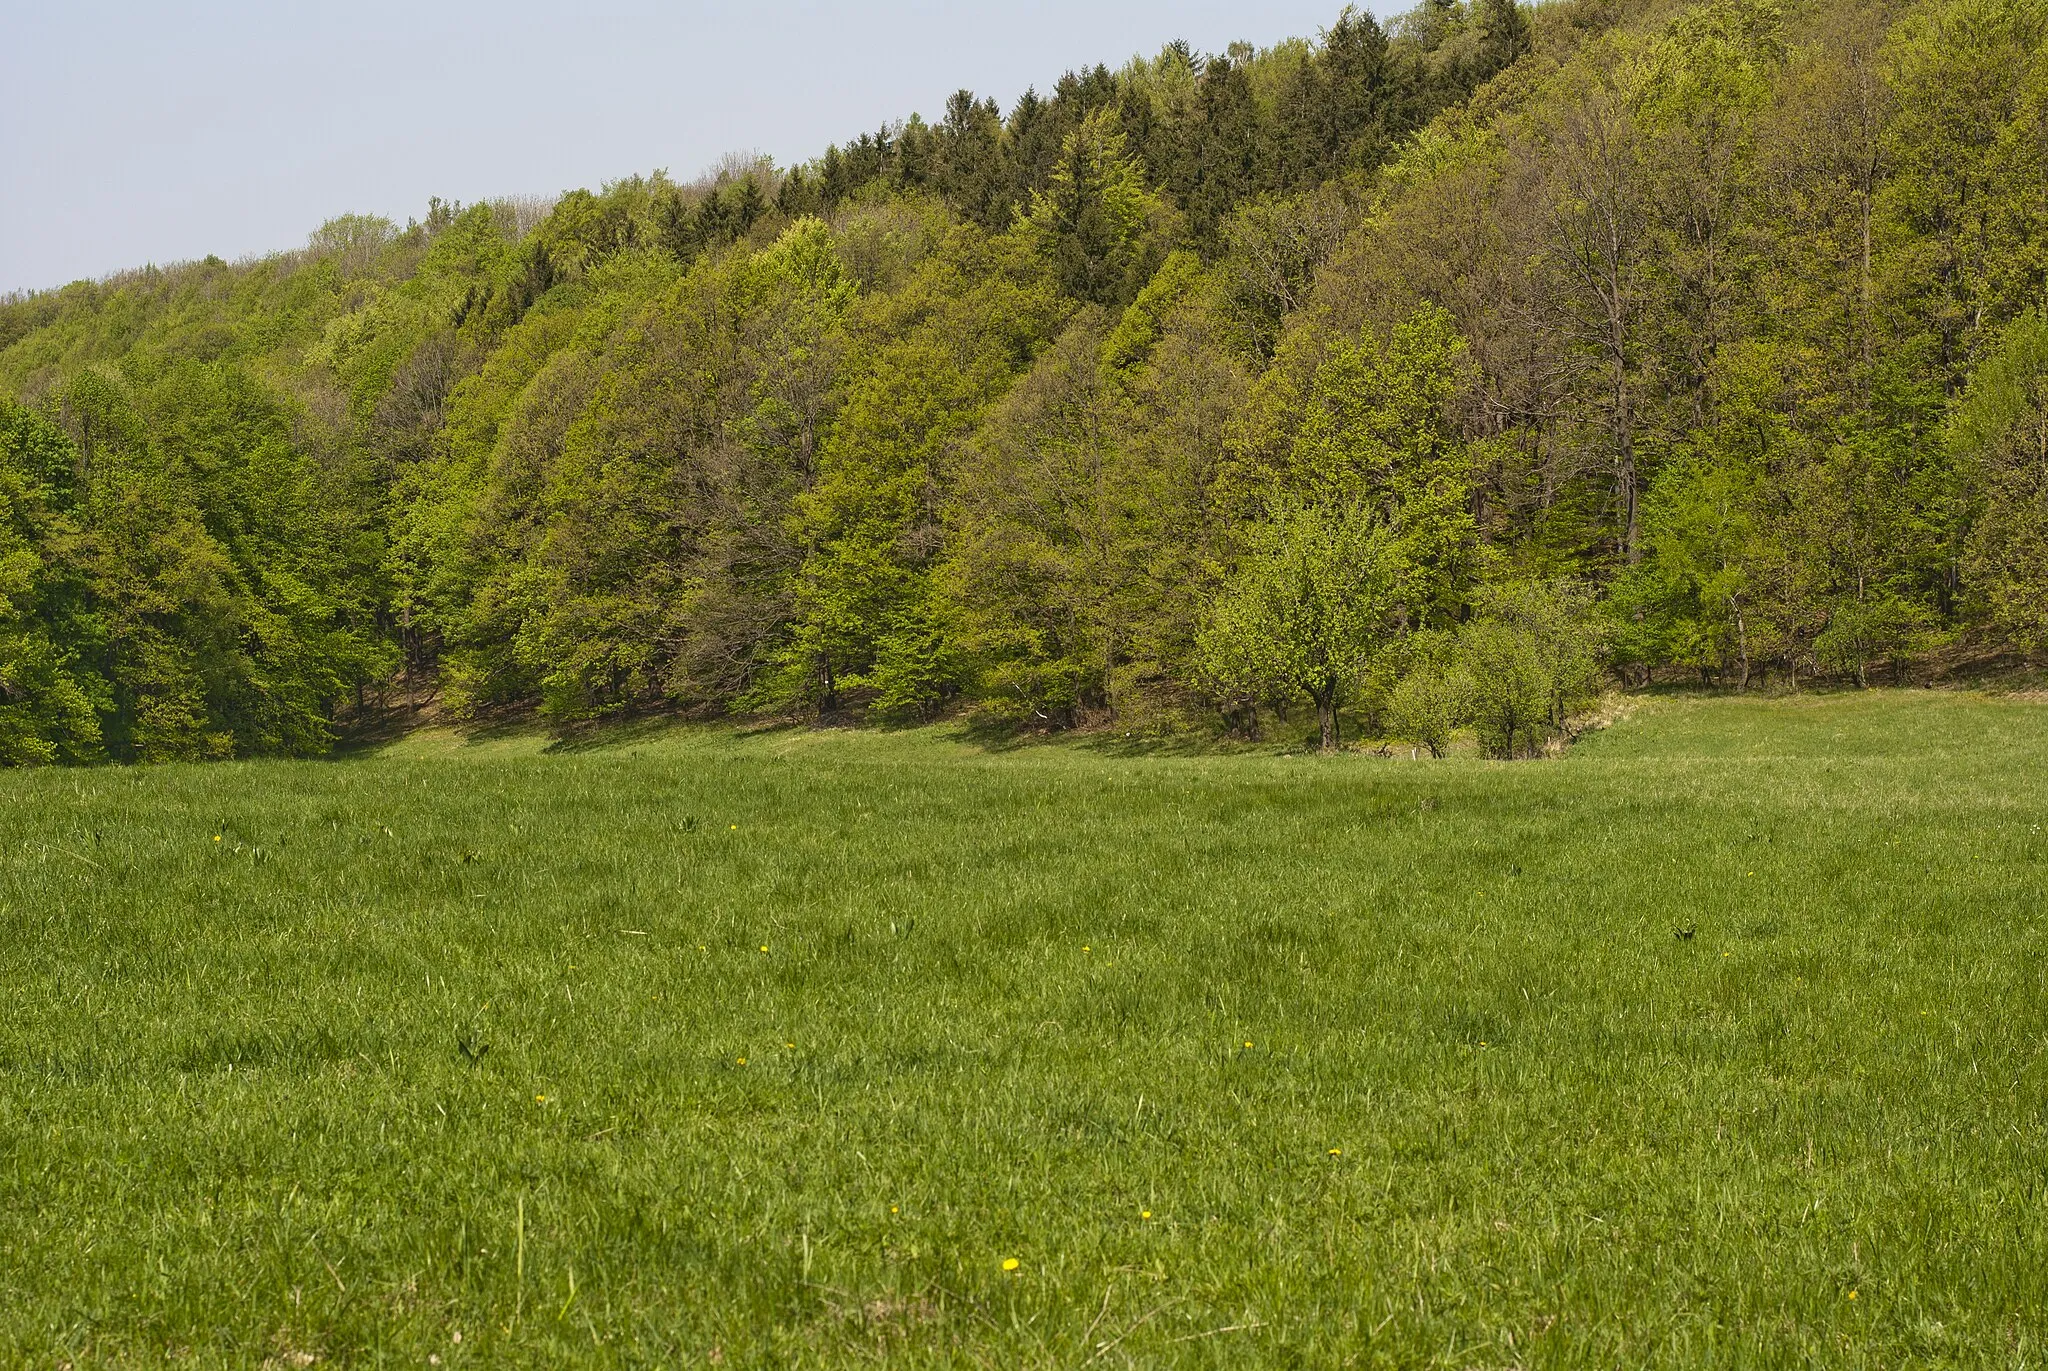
left=901, top=711, right=1303, bottom=758
left=537, top=710, right=866, bottom=756
left=927, top=709, right=1340, bottom=759
left=1067, top=728, right=1316, bottom=759
left=328, top=686, right=1803, bottom=766
left=538, top=712, right=708, bottom=755
left=338, top=699, right=1398, bottom=764
left=332, top=703, right=697, bottom=759
left=328, top=704, right=445, bottom=758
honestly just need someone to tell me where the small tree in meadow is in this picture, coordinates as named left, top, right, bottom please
left=1386, top=630, right=1467, bottom=757
left=1197, top=501, right=1405, bottom=752
left=1459, top=580, right=1606, bottom=759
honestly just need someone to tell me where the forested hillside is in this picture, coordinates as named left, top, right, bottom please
left=2, top=0, right=2044, bottom=764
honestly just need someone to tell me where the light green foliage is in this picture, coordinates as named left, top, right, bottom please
left=1095, top=248, right=1206, bottom=382
left=1813, top=590, right=1942, bottom=683
left=1459, top=579, right=1607, bottom=759
left=1228, top=305, right=1482, bottom=629
left=1384, top=629, right=1466, bottom=757
left=944, top=317, right=1122, bottom=724
left=389, top=295, right=592, bottom=691
left=1198, top=501, right=1406, bottom=751
left=945, top=251, right=1247, bottom=728
left=1615, top=450, right=1760, bottom=679
left=1610, top=341, right=1786, bottom=684
left=0, top=365, right=386, bottom=763
left=772, top=224, right=1068, bottom=716
left=863, top=588, right=968, bottom=723
left=2, top=696, right=2047, bottom=1362
left=1216, top=184, right=1358, bottom=357
left=1879, top=0, right=2048, bottom=384
left=440, top=221, right=846, bottom=720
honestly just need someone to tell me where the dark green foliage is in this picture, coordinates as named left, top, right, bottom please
left=792, top=2, right=1505, bottom=232
left=0, top=355, right=389, bottom=764
left=1952, top=312, right=2048, bottom=648
left=1024, top=110, right=1174, bottom=306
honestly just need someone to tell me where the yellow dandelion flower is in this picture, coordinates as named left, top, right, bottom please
left=1328, top=1148, right=1342, bottom=1156
left=1244, top=1041, right=1253, bottom=1048
left=760, top=945, right=769, bottom=952
left=1848, top=1290, right=1858, bottom=1300
left=737, top=1057, right=747, bottom=1065
left=1141, top=1210, right=1152, bottom=1219
left=1001, top=1258, right=1020, bottom=1272
left=890, top=1205, right=899, bottom=1214
left=213, top=835, right=222, bottom=843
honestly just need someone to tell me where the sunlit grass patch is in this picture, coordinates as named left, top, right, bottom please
left=1, top=690, right=2045, bottom=1366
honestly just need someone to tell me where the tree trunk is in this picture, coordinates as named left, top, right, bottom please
left=1856, top=572, right=1868, bottom=689
left=1315, top=683, right=1339, bottom=754
left=1734, top=601, right=1751, bottom=692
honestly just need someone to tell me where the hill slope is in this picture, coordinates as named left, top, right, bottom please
left=1, top=0, right=2045, bottom=763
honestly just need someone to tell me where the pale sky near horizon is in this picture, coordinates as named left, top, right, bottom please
left=1, top=1, right=1373, bottom=295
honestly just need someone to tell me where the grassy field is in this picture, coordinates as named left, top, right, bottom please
left=2, top=691, right=2046, bottom=1368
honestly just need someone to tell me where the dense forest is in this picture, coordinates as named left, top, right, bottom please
left=2, top=0, right=2045, bottom=763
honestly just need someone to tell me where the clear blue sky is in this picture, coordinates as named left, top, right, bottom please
left=1, top=1, right=1372, bottom=295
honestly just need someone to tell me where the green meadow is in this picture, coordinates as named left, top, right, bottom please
left=3, top=691, right=2045, bottom=1368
